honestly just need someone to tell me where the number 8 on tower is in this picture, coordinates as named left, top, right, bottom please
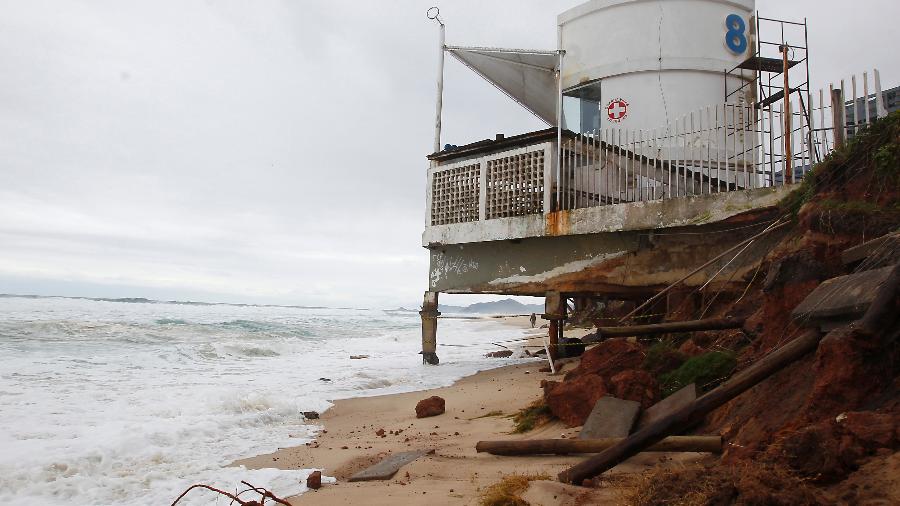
left=725, top=14, right=748, bottom=54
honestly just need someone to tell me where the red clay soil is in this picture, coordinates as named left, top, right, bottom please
left=585, top=114, right=900, bottom=503
left=542, top=338, right=662, bottom=426
left=542, top=374, right=610, bottom=427
left=682, top=114, right=900, bottom=501
left=563, top=338, right=644, bottom=381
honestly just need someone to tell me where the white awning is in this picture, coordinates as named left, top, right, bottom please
left=446, top=46, right=559, bottom=125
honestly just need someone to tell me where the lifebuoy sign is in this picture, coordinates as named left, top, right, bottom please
left=606, top=98, right=629, bottom=123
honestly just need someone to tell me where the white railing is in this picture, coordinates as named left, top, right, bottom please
left=427, top=68, right=892, bottom=225
left=557, top=68, right=890, bottom=211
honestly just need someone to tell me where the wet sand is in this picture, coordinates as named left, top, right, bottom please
left=236, top=318, right=707, bottom=505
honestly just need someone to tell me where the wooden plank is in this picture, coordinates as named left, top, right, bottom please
left=791, top=266, right=894, bottom=323
left=578, top=396, right=641, bottom=439
left=636, top=384, right=697, bottom=430
left=597, top=317, right=744, bottom=339
left=840, top=232, right=900, bottom=266
left=348, top=450, right=430, bottom=482
left=475, top=436, right=722, bottom=455
left=558, top=329, right=822, bottom=484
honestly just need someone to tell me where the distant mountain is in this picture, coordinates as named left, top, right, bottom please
left=439, top=298, right=542, bottom=315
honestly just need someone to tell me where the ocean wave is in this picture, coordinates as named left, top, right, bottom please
left=0, top=295, right=528, bottom=505
left=221, top=344, right=281, bottom=358
left=219, top=319, right=277, bottom=332
left=155, top=318, right=188, bottom=325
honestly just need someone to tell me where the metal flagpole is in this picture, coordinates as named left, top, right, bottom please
left=428, top=7, right=445, bottom=154
left=556, top=26, right=564, bottom=212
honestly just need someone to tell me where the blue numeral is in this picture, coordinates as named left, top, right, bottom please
left=725, top=14, right=748, bottom=54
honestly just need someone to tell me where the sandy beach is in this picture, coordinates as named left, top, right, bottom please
left=236, top=317, right=709, bottom=505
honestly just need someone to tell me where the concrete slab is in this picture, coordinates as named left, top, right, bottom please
left=791, top=266, right=894, bottom=323
left=578, top=396, right=641, bottom=439
left=347, top=450, right=430, bottom=482
left=636, top=383, right=697, bottom=430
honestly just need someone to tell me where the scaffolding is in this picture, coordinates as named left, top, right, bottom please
left=724, top=15, right=812, bottom=183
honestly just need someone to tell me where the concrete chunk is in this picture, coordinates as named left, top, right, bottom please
left=791, top=266, right=894, bottom=324
left=348, top=450, right=430, bottom=482
left=578, top=396, right=641, bottom=439
left=636, top=383, right=697, bottom=430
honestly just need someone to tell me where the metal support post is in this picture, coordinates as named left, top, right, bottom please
left=555, top=26, right=563, bottom=212
left=420, top=291, right=440, bottom=365
left=779, top=44, right=792, bottom=181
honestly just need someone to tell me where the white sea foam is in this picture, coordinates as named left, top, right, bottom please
left=0, top=296, right=533, bottom=505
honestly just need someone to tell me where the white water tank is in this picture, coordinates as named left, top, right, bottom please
left=559, top=0, right=755, bottom=132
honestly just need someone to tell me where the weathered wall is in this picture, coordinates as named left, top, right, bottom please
left=424, top=186, right=791, bottom=247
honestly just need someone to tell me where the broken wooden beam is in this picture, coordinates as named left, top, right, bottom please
left=476, top=435, right=722, bottom=456
left=597, top=317, right=744, bottom=338
left=558, top=328, right=822, bottom=484
left=636, top=384, right=697, bottom=429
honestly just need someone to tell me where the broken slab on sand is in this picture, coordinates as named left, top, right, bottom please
left=579, top=396, right=641, bottom=439
left=347, top=449, right=432, bottom=482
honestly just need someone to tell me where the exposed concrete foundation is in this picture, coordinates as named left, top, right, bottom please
left=419, top=291, right=440, bottom=365
left=428, top=207, right=788, bottom=297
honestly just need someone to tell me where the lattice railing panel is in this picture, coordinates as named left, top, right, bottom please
left=430, top=163, right=480, bottom=225
left=485, top=150, right=544, bottom=219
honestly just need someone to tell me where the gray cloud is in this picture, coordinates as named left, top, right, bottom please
left=0, top=0, right=897, bottom=308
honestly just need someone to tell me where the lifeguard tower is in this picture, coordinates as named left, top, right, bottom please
left=419, top=0, right=892, bottom=365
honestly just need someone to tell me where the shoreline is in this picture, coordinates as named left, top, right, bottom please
left=235, top=317, right=699, bottom=504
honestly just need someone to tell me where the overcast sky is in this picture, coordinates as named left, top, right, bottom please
left=1, top=0, right=897, bottom=309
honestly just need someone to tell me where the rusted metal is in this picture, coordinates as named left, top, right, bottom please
left=545, top=210, right=570, bottom=236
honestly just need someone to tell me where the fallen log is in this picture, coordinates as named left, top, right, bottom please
left=596, top=317, right=744, bottom=338
left=476, top=435, right=721, bottom=455
left=558, top=328, right=822, bottom=484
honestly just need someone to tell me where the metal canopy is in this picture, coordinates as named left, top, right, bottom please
left=446, top=46, right=559, bottom=125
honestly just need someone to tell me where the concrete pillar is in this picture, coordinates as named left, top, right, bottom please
left=542, top=291, right=566, bottom=363
left=419, top=291, right=440, bottom=365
